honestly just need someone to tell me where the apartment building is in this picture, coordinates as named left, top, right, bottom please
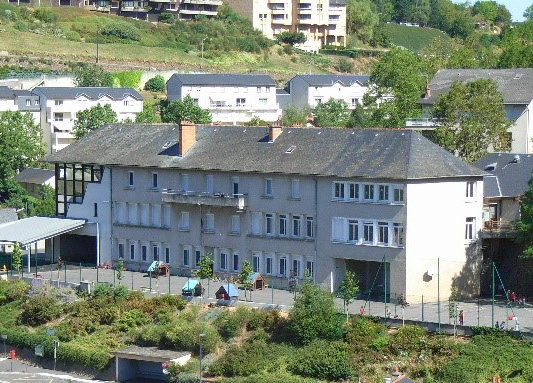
left=0, top=86, right=40, bottom=124
left=408, top=69, right=533, bottom=154
left=167, top=74, right=280, bottom=124
left=223, top=0, right=346, bottom=52
left=32, top=87, right=143, bottom=154
left=287, top=74, right=370, bottom=109
left=44, top=122, right=484, bottom=300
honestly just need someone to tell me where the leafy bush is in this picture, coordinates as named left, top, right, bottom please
left=165, top=319, right=220, bottom=354
left=158, top=12, right=174, bottom=24
left=281, top=106, right=308, bottom=127
left=244, top=117, right=268, bottom=127
left=0, top=280, right=29, bottom=304
left=390, top=325, right=428, bottom=354
left=288, top=340, right=353, bottom=380
left=112, top=71, right=142, bottom=89
left=336, top=57, right=353, bottom=73
left=14, top=20, right=28, bottom=32
left=19, top=292, right=62, bottom=326
left=144, top=75, right=166, bottom=92
left=33, top=8, right=57, bottom=24
left=209, top=339, right=270, bottom=377
left=114, top=309, right=150, bottom=332
left=101, top=23, right=140, bottom=41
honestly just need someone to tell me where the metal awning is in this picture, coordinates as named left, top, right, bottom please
left=0, top=216, right=86, bottom=245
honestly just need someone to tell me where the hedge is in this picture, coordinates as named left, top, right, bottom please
left=0, top=327, right=112, bottom=370
left=319, top=48, right=384, bottom=59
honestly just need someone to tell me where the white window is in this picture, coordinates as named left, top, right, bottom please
left=140, top=204, right=148, bottom=226
left=348, top=183, right=359, bottom=200
left=348, top=219, right=358, bottom=242
left=151, top=204, right=161, bottom=227
left=153, top=245, right=160, bottom=261
left=206, top=174, right=214, bottom=194
left=279, top=256, right=287, bottom=276
left=54, top=113, right=64, bottom=122
left=25, top=99, right=31, bottom=106
left=118, top=243, right=125, bottom=259
left=231, top=215, right=240, bottom=234
left=378, top=185, right=389, bottom=202
left=393, top=186, right=404, bottom=203
left=128, top=171, right=134, bottom=187
left=363, top=221, right=374, bottom=243
left=333, top=182, right=345, bottom=199
left=116, top=203, right=125, bottom=224
left=181, top=174, right=190, bottom=192
left=124, top=100, right=129, bottom=106
left=306, top=216, right=314, bottom=238
left=55, top=100, right=63, bottom=106
left=183, top=247, right=190, bottom=266
left=152, top=173, right=158, bottom=189
left=292, top=259, right=301, bottom=278
left=129, top=243, right=135, bottom=260
left=233, top=253, right=239, bottom=271
left=265, top=213, right=274, bottom=236
left=292, top=215, right=301, bottom=237
left=351, top=98, right=359, bottom=107
left=141, top=244, right=148, bottom=261
left=306, top=260, right=314, bottom=278
left=180, top=211, right=189, bottom=230
left=259, top=98, right=268, bottom=105
left=205, top=213, right=215, bottom=232
left=232, top=177, right=240, bottom=197
left=128, top=203, right=137, bottom=225
left=266, top=254, right=273, bottom=275
left=291, top=179, right=300, bottom=199
left=378, top=222, right=389, bottom=245
left=466, top=181, right=475, bottom=198
left=279, top=214, right=287, bottom=236
left=465, top=217, right=475, bottom=240
left=220, top=251, right=227, bottom=270
left=163, top=205, right=171, bottom=228
left=165, top=247, right=170, bottom=264
left=251, top=212, right=262, bottom=235
left=257, top=86, right=261, bottom=93
left=236, top=98, right=246, bottom=107
left=364, top=185, right=374, bottom=201
left=265, top=87, right=270, bottom=93
left=195, top=250, right=202, bottom=266
left=332, top=217, right=345, bottom=242
left=393, top=223, right=404, bottom=246
left=264, top=178, right=273, bottom=196
left=252, top=253, right=260, bottom=273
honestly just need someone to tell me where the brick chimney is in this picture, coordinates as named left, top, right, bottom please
left=268, top=122, right=282, bottom=142
left=179, top=120, right=196, bottom=157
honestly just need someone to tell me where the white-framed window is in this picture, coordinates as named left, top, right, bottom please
left=153, top=245, right=160, bottom=261
left=181, top=174, right=190, bottom=192
left=292, top=258, right=301, bottom=278
left=266, top=254, right=273, bottom=275
left=351, top=98, right=359, bottom=107
left=257, top=86, right=262, bottom=93
left=378, top=185, right=389, bottom=202
left=140, top=204, right=149, bottom=226
left=124, top=100, right=129, bottom=106
left=291, top=179, right=300, bottom=199
left=151, top=204, right=161, bottom=227
left=152, top=172, right=158, bottom=189
left=165, top=247, right=170, bottom=264
left=128, top=203, right=137, bottom=225
left=252, top=253, right=260, bottom=273
left=220, top=251, right=227, bottom=270
left=205, top=213, right=215, bottom=232
left=163, top=205, right=171, bottom=228
left=231, top=215, right=240, bottom=234
left=465, top=217, right=475, bottom=240
left=292, top=215, right=301, bottom=237
left=54, top=113, right=64, bottom=122
left=232, top=177, right=239, bottom=197
left=183, top=247, right=190, bottom=266
left=306, top=260, right=314, bottom=278
left=333, top=182, right=345, bottom=199
left=195, top=249, right=202, bottom=267
left=128, top=171, right=134, bottom=187
left=332, top=217, right=345, bottom=242
left=306, top=216, right=314, bottom=238
left=25, top=99, right=31, bottom=106
left=466, top=181, right=475, bottom=198
left=233, top=252, right=239, bottom=272
left=141, top=244, right=148, bottom=261
left=236, top=98, right=246, bottom=107
left=264, top=178, right=273, bottom=196
left=279, top=256, right=287, bottom=276
left=115, top=202, right=125, bottom=224
left=206, top=174, right=214, bottom=194
left=363, top=221, right=374, bottom=243
left=251, top=212, right=262, bottom=235
left=180, top=211, right=189, bottom=230
left=265, top=86, right=270, bottom=93
left=55, top=100, right=63, bottom=106
left=364, top=184, right=374, bottom=201
left=378, top=222, right=389, bottom=245
left=279, top=214, right=287, bottom=236
left=393, top=223, right=404, bottom=246
left=129, top=243, right=135, bottom=260
left=393, top=186, right=404, bottom=203
left=265, top=213, right=274, bottom=236
left=348, top=219, right=358, bottom=242
left=118, top=242, right=125, bottom=259
left=348, top=183, right=359, bottom=200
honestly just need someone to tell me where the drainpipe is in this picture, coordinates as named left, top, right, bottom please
left=313, top=177, right=318, bottom=284
left=96, top=222, right=100, bottom=267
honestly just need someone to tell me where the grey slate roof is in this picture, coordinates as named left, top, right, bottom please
left=0, top=86, right=33, bottom=99
left=0, top=208, right=17, bottom=225
left=168, top=73, right=275, bottom=87
left=291, top=74, right=370, bottom=87
left=44, top=124, right=484, bottom=180
left=474, top=153, right=533, bottom=198
left=420, top=69, right=533, bottom=105
left=31, top=87, right=143, bottom=101
left=15, top=168, right=55, bottom=185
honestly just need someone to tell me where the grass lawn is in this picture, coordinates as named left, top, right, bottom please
left=383, top=23, right=451, bottom=52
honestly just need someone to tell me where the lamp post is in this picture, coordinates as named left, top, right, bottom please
left=200, top=36, right=207, bottom=70
left=199, top=333, right=205, bottom=383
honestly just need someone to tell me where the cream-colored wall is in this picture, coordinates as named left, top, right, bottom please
left=307, top=82, right=368, bottom=109
left=405, top=179, right=483, bottom=301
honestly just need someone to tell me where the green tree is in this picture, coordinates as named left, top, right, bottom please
left=288, top=280, right=338, bottom=344
left=73, top=104, right=118, bottom=139
left=337, top=271, right=359, bottom=321
left=238, top=260, right=253, bottom=302
left=313, top=99, right=351, bottom=127
left=516, top=176, right=533, bottom=259
left=430, top=79, right=510, bottom=163
left=32, top=185, right=56, bottom=216
left=12, top=242, right=23, bottom=277
left=408, top=0, right=431, bottom=25
left=160, top=95, right=212, bottom=124
left=116, top=260, right=125, bottom=285
left=244, top=116, right=269, bottom=126
left=472, top=1, right=511, bottom=25
left=275, top=31, right=306, bottom=46
left=498, top=22, right=533, bottom=68
left=346, top=0, right=379, bottom=43
left=525, top=4, right=533, bottom=21
left=144, top=75, right=166, bottom=92
left=448, top=287, right=459, bottom=338
left=281, top=106, right=308, bottom=126
left=135, top=104, right=160, bottom=123
left=195, top=254, right=213, bottom=300
left=73, top=63, right=114, bottom=87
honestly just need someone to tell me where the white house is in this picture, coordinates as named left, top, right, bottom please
left=0, top=86, right=40, bottom=124
left=287, top=74, right=370, bottom=110
left=166, top=74, right=281, bottom=125
left=32, top=87, right=143, bottom=153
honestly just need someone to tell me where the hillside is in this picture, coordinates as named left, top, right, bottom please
left=383, top=23, right=451, bottom=52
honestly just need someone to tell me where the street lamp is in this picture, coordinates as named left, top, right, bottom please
left=199, top=333, right=205, bottom=383
left=200, top=36, right=207, bottom=70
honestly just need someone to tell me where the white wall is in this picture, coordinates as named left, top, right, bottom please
left=307, top=82, right=368, bottom=109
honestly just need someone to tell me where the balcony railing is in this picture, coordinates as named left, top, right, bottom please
left=481, top=220, right=517, bottom=238
left=405, top=118, right=440, bottom=130
left=162, top=190, right=248, bottom=209
left=181, top=0, right=222, bottom=4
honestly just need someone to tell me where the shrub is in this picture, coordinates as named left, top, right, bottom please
left=390, top=325, right=428, bottom=354
left=101, top=23, right=140, bottom=41
left=243, top=117, right=268, bottom=127
left=336, top=57, right=353, bottom=73
left=134, top=324, right=167, bottom=346
left=114, top=309, right=150, bottom=332
left=283, top=44, right=293, bottom=55
left=144, top=75, right=166, bottom=92
left=0, top=280, right=29, bottom=304
left=14, top=20, right=28, bottom=32
left=209, top=340, right=269, bottom=377
left=33, top=8, right=57, bottom=24
left=288, top=340, right=353, bottom=380
left=158, top=12, right=174, bottom=24
left=19, top=293, right=62, bottom=326
left=166, top=320, right=220, bottom=354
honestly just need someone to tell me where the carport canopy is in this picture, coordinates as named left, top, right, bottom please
left=0, top=216, right=85, bottom=246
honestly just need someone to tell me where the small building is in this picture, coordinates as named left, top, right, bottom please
left=147, top=261, right=170, bottom=277
left=0, top=208, right=17, bottom=254
left=0, top=86, right=40, bottom=124
left=182, top=279, right=203, bottom=296
left=247, top=272, right=267, bottom=290
left=15, top=167, right=55, bottom=198
left=215, top=283, right=239, bottom=300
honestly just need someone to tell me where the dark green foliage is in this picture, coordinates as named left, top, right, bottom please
left=390, top=325, right=428, bottom=354
left=344, top=316, right=388, bottom=361
left=313, top=99, right=351, bottom=127
left=275, top=31, right=306, bottom=46
left=73, top=63, right=114, bottom=87
left=19, top=293, right=62, bottom=326
left=144, top=75, right=166, bottom=92
left=33, top=8, right=58, bottom=24
left=516, top=176, right=533, bottom=259
left=114, top=309, right=150, bottom=332
left=281, top=106, right=308, bottom=127
left=161, top=95, right=211, bottom=124
left=158, top=12, right=174, bottom=24
left=0, top=279, right=29, bottom=304
left=244, top=117, right=269, bottom=126
left=101, top=22, right=141, bottom=41
left=335, top=57, right=353, bottom=73
left=288, top=340, right=353, bottom=381
left=135, top=104, right=159, bottom=123
left=209, top=340, right=269, bottom=377
left=72, top=103, right=118, bottom=139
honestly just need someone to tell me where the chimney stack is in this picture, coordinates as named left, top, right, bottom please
left=179, top=120, right=196, bottom=157
left=268, top=122, right=282, bottom=142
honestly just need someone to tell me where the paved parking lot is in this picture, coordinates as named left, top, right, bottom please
left=0, top=359, right=109, bottom=383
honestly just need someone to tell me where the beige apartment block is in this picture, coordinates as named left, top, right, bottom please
left=224, top=0, right=346, bottom=52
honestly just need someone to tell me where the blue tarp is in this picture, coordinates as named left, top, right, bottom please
left=218, top=283, right=239, bottom=298
left=182, top=279, right=200, bottom=292
left=147, top=261, right=163, bottom=272
left=246, top=272, right=262, bottom=283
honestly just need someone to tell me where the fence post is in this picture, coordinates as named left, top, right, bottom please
left=113, top=267, right=116, bottom=287
left=79, top=262, right=82, bottom=283
left=207, top=279, right=210, bottom=298
left=97, top=266, right=99, bottom=284
left=491, top=262, right=495, bottom=328
left=35, top=252, right=38, bottom=277
left=477, top=298, right=480, bottom=326
left=168, top=272, right=171, bottom=295
left=131, top=271, right=134, bottom=290
left=437, top=257, right=441, bottom=333
left=271, top=281, right=274, bottom=305
left=50, top=267, right=53, bottom=282
left=64, top=263, right=67, bottom=282
left=149, top=270, right=152, bottom=291
left=421, top=295, right=424, bottom=322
